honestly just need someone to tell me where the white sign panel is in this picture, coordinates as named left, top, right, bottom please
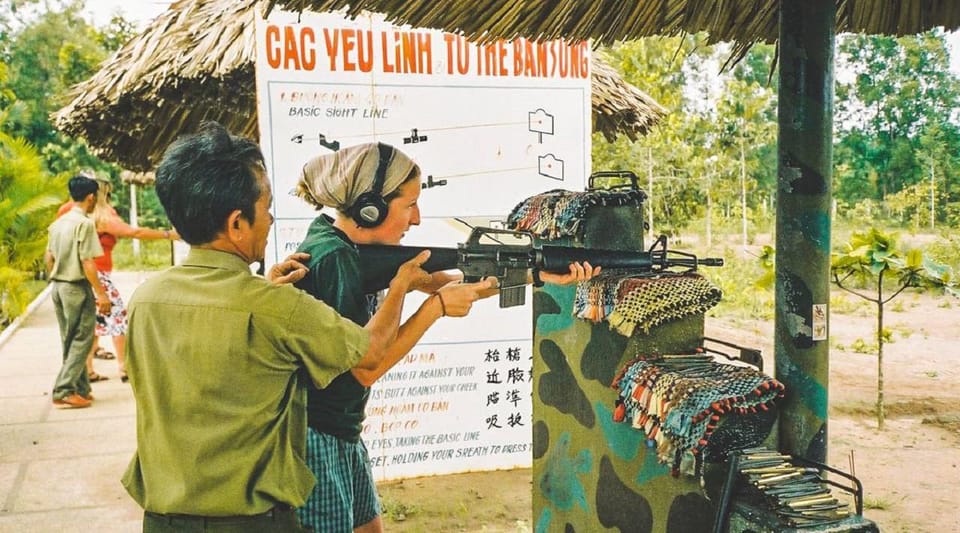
left=255, top=9, right=591, bottom=480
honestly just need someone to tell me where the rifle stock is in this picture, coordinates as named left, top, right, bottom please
left=358, top=244, right=460, bottom=294
left=357, top=229, right=723, bottom=307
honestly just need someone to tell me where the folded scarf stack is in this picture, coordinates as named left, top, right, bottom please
left=506, top=188, right=646, bottom=240
left=611, top=354, right=785, bottom=476
left=574, top=272, right=722, bottom=336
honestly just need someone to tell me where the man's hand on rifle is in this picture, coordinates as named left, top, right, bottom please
left=267, top=252, right=310, bottom=285
left=537, top=261, right=601, bottom=285
left=434, top=277, right=498, bottom=318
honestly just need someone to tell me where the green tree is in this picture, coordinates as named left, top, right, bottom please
left=716, top=76, right=776, bottom=249
left=1, top=2, right=170, bottom=235
left=2, top=1, right=120, bottom=160
left=832, top=131, right=879, bottom=208
left=593, top=39, right=779, bottom=244
left=0, top=127, right=67, bottom=324
left=834, top=30, right=960, bottom=219
left=0, top=61, right=15, bottom=111
left=593, top=35, right=715, bottom=237
left=831, top=228, right=958, bottom=429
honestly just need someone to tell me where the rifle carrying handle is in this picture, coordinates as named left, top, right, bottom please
left=588, top=171, right=641, bottom=191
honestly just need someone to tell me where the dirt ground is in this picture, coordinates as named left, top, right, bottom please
left=376, top=289, right=960, bottom=533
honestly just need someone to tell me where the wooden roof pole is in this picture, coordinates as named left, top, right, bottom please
left=774, top=0, right=835, bottom=464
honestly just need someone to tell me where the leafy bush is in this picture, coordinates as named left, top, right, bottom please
left=925, top=232, right=960, bottom=273
left=0, top=129, right=66, bottom=324
left=707, top=246, right=774, bottom=321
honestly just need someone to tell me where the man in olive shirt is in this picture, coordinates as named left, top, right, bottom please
left=122, top=122, right=432, bottom=532
left=45, top=175, right=112, bottom=409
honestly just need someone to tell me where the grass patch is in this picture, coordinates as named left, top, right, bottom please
left=922, top=414, right=960, bottom=433
left=864, top=497, right=891, bottom=510
left=112, top=239, right=176, bottom=271
left=833, top=397, right=954, bottom=418
left=889, top=325, right=913, bottom=339
left=831, top=293, right=869, bottom=315
left=850, top=338, right=877, bottom=354
left=380, top=496, right=421, bottom=522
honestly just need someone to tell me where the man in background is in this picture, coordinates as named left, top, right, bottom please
left=45, top=174, right=112, bottom=409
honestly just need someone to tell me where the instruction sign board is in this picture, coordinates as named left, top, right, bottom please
left=255, top=8, right=591, bottom=480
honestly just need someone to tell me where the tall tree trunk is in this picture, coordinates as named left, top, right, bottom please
left=647, top=147, right=654, bottom=241
left=740, top=138, right=748, bottom=251
left=130, top=183, right=140, bottom=265
left=706, top=180, right=713, bottom=249
left=930, top=159, right=935, bottom=230
left=876, top=273, right=885, bottom=430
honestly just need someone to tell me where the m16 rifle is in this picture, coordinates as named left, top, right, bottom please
left=358, top=227, right=724, bottom=308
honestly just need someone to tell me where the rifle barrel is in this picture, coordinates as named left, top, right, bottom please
left=357, top=242, right=723, bottom=294
left=539, top=246, right=723, bottom=271
left=697, top=258, right=725, bottom=267
left=539, top=246, right=653, bottom=272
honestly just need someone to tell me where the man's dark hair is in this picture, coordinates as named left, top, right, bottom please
left=155, top=122, right=265, bottom=245
left=68, top=175, right=99, bottom=201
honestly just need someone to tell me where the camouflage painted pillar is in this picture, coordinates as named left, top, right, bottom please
left=532, top=203, right=714, bottom=533
left=775, top=0, right=834, bottom=463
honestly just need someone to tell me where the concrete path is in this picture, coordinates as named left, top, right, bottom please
left=0, top=271, right=154, bottom=532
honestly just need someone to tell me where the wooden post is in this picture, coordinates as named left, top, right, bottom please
left=130, top=182, right=140, bottom=264
left=775, top=0, right=835, bottom=463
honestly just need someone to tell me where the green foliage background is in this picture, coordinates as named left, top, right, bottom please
left=2, top=2, right=960, bottom=328
left=0, top=0, right=170, bottom=326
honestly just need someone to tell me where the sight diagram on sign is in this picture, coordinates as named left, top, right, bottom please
left=287, top=109, right=567, bottom=184
left=528, top=109, right=554, bottom=143
left=537, top=154, right=564, bottom=181
left=290, top=133, right=340, bottom=151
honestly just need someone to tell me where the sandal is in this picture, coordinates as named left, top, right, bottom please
left=89, top=371, right=109, bottom=382
left=94, top=348, right=115, bottom=360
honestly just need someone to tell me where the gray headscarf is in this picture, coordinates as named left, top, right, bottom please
left=296, top=143, right=418, bottom=211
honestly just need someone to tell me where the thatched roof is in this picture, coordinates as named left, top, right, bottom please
left=267, top=0, right=960, bottom=63
left=592, top=57, right=666, bottom=143
left=52, top=0, right=664, bottom=172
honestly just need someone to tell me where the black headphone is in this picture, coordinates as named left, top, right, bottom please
left=349, top=142, right=393, bottom=228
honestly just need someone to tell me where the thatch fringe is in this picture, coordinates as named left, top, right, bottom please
left=592, top=58, right=666, bottom=143
left=268, top=0, right=960, bottom=46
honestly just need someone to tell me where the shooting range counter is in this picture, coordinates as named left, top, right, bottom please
left=510, top=175, right=876, bottom=533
